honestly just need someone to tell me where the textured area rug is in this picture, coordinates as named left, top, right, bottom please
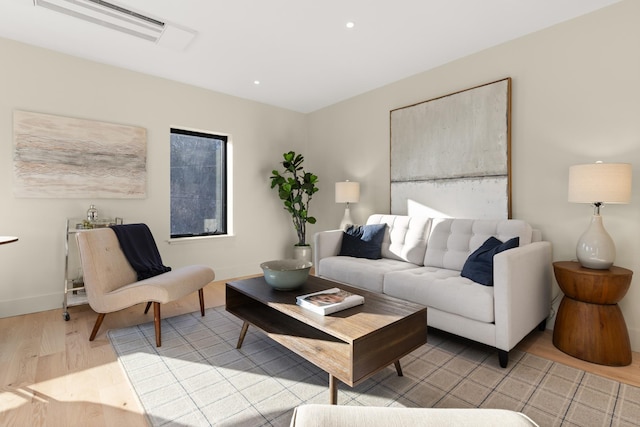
left=108, top=307, right=640, bottom=427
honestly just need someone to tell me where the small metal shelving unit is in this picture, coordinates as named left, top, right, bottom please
left=63, top=217, right=123, bottom=321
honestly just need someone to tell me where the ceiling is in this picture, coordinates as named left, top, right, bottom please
left=0, top=0, right=622, bottom=113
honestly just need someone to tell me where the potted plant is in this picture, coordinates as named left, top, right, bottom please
left=270, top=151, right=319, bottom=256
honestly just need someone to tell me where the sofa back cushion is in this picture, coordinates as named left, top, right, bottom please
left=424, top=218, right=533, bottom=271
left=366, top=214, right=431, bottom=265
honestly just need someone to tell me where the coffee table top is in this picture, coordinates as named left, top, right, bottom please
left=226, top=275, right=426, bottom=343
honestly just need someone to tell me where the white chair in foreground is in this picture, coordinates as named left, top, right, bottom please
left=76, top=227, right=215, bottom=346
left=289, top=405, right=539, bottom=427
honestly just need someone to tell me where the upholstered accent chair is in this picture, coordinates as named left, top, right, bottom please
left=76, top=227, right=215, bottom=346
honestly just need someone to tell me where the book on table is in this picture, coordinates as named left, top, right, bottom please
left=296, top=287, right=364, bottom=315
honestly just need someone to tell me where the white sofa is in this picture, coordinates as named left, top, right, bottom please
left=313, top=214, right=552, bottom=367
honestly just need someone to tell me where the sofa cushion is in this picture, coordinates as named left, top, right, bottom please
left=338, top=223, right=386, bottom=259
left=366, top=214, right=431, bottom=265
left=461, top=237, right=519, bottom=286
left=383, top=266, right=495, bottom=323
left=318, top=256, right=420, bottom=293
left=424, top=218, right=531, bottom=271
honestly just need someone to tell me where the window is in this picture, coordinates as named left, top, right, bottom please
left=170, top=128, right=227, bottom=238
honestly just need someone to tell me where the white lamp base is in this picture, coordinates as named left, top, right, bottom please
left=339, top=205, right=353, bottom=230
left=576, top=214, right=615, bottom=270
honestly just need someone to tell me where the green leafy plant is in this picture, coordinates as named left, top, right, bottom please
left=270, top=151, right=319, bottom=246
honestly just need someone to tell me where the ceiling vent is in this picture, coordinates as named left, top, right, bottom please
left=33, top=0, right=196, bottom=51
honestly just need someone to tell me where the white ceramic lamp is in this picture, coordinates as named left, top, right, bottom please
left=568, top=162, right=632, bottom=269
left=335, top=181, right=360, bottom=229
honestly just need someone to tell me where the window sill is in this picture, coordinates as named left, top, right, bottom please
left=166, top=234, right=234, bottom=244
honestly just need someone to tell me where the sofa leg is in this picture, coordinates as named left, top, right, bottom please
left=537, top=318, right=547, bottom=331
left=498, top=350, right=508, bottom=368
left=144, top=302, right=152, bottom=314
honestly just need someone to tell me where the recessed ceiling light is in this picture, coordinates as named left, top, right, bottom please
left=346, top=21, right=355, bottom=29
left=254, top=80, right=260, bottom=85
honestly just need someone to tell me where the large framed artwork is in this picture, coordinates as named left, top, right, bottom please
left=13, top=110, right=147, bottom=198
left=390, top=78, right=511, bottom=219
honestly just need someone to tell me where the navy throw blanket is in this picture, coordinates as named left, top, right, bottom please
left=110, top=224, right=171, bottom=280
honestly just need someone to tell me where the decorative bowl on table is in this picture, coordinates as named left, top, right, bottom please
left=260, top=259, right=312, bottom=290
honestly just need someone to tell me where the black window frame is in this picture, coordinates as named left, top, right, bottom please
left=169, top=128, right=228, bottom=239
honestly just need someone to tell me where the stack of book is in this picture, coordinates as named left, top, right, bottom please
left=296, top=287, right=364, bottom=315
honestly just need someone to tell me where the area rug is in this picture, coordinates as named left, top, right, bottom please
left=108, top=307, right=640, bottom=427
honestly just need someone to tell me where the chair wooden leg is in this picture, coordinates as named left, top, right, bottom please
left=90, top=313, right=106, bottom=341
left=199, top=288, right=205, bottom=316
left=144, top=302, right=152, bottom=314
left=153, top=302, right=161, bottom=347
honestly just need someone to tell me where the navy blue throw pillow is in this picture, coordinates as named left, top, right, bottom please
left=338, top=223, right=386, bottom=260
left=461, top=236, right=519, bottom=286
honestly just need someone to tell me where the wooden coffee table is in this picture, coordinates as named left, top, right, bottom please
left=225, top=275, right=427, bottom=404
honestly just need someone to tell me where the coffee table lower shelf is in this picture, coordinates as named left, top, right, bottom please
left=227, top=304, right=405, bottom=404
left=225, top=277, right=427, bottom=404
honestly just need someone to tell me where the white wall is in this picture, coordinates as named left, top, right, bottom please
left=0, top=37, right=308, bottom=318
left=307, top=0, right=640, bottom=351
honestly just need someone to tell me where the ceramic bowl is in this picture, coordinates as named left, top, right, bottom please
left=260, top=259, right=312, bottom=290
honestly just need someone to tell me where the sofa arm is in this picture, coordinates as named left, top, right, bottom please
left=313, top=230, right=343, bottom=275
left=493, top=241, right=552, bottom=351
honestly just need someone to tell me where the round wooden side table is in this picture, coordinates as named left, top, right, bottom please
left=552, top=261, right=632, bottom=366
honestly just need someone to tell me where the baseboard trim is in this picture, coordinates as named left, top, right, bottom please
left=0, top=292, right=63, bottom=319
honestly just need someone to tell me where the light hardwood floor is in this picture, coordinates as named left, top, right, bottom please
left=1, top=279, right=639, bottom=427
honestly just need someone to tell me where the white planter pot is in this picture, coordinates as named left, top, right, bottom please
left=293, top=245, right=312, bottom=264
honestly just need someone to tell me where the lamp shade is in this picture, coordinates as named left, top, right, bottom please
left=568, top=162, right=632, bottom=204
left=335, top=181, right=360, bottom=203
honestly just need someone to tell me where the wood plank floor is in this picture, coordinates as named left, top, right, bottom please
left=1, top=279, right=639, bottom=426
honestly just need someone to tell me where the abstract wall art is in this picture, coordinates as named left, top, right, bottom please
left=13, top=110, right=147, bottom=198
left=390, top=78, right=511, bottom=219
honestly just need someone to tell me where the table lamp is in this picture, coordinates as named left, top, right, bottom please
left=568, top=162, right=632, bottom=269
left=335, top=180, right=360, bottom=229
